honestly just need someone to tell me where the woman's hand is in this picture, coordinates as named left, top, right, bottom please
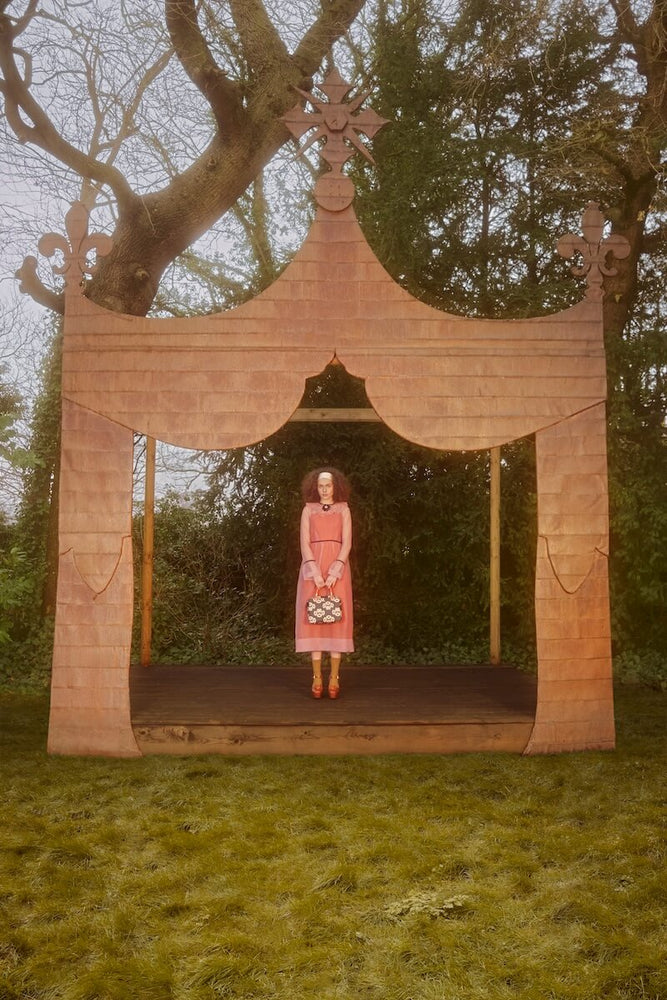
left=314, top=574, right=326, bottom=588
left=325, top=575, right=336, bottom=588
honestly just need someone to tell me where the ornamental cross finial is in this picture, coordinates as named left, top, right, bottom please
left=17, top=201, right=112, bottom=299
left=557, top=202, right=630, bottom=301
left=282, top=68, right=388, bottom=211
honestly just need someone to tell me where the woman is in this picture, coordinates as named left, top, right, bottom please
left=295, top=467, right=353, bottom=698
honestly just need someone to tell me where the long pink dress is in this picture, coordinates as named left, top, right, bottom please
left=295, top=502, right=354, bottom=653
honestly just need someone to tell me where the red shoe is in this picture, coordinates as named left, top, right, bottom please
left=328, top=678, right=340, bottom=699
left=312, top=677, right=323, bottom=699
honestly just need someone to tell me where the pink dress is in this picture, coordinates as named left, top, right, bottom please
left=295, top=502, right=354, bottom=653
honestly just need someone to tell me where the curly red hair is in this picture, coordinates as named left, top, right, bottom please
left=301, top=467, right=351, bottom=503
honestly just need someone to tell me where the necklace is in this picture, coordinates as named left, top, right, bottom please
left=321, top=503, right=331, bottom=511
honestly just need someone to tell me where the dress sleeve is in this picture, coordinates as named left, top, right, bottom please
left=300, top=505, right=318, bottom=580
left=328, top=505, right=352, bottom=578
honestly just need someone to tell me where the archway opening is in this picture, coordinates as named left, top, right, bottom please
left=133, top=362, right=537, bottom=673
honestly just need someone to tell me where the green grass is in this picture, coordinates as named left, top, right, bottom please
left=1, top=687, right=666, bottom=1000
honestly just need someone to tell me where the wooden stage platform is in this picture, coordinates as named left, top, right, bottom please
left=130, top=664, right=538, bottom=755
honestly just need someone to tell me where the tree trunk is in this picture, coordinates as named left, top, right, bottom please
left=603, top=173, right=657, bottom=366
left=88, top=123, right=296, bottom=314
left=603, top=2, right=667, bottom=348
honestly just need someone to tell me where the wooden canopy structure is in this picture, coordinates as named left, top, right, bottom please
left=20, top=69, right=628, bottom=757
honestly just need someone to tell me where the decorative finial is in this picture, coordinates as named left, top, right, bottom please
left=18, top=201, right=113, bottom=298
left=282, top=68, right=388, bottom=211
left=557, top=202, right=630, bottom=301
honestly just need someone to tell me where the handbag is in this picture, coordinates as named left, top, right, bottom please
left=306, top=586, right=343, bottom=625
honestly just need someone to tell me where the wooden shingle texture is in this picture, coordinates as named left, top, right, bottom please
left=46, top=195, right=615, bottom=756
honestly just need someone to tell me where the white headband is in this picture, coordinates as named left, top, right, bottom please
left=318, top=472, right=333, bottom=481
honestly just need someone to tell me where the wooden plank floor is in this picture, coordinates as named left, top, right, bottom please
left=131, top=664, right=537, bottom=756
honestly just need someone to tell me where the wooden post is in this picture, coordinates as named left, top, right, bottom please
left=490, top=446, right=501, bottom=665
left=140, top=435, right=156, bottom=667
left=289, top=407, right=381, bottom=422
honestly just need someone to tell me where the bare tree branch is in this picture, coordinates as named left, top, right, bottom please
left=607, top=0, right=641, bottom=49
left=165, top=0, right=244, bottom=139
left=642, top=222, right=667, bottom=253
left=293, top=0, right=366, bottom=78
left=6, top=0, right=37, bottom=37
left=15, top=256, right=64, bottom=314
left=589, top=138, right=637, bottom=183
left=0, top=9, right=137, bottom=210
left=229, top=0, right=291, bottom=77
left=79, top=40, right=174, bottom=209
left=231, top=172, right=277, bottom=285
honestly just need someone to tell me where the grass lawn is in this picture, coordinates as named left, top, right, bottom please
left=1, top=686, right=666, bottom=1000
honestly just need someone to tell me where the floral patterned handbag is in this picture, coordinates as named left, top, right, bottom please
left=306, top=586, right=343, bottom=624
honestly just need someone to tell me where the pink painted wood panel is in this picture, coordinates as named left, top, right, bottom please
left=61, top=206, right=605, bottom=453
left=524, top=405, right=614, bottom=753
left=41, top=187, right=615, bottom=756
left=48, top=400, right=139, bottom=757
